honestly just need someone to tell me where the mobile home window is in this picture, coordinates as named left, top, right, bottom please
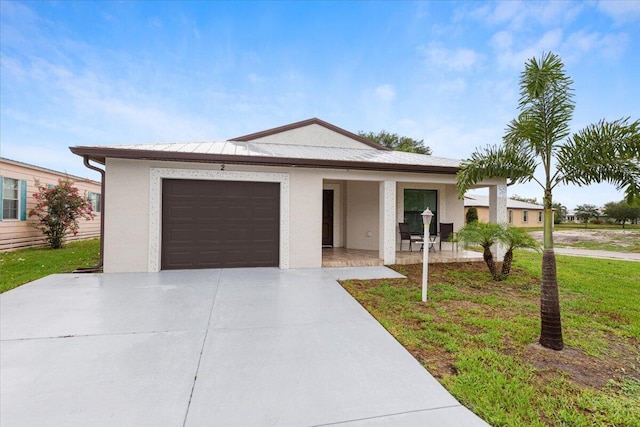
left=88, top=192, right=101, bottom=213
left=523, top=210, right=529, bottom=223
left=2, top=178, right=19, bottom=220
left=538, top=211, right=543, bottom=222
left=508, top=210, right=513, bottom=224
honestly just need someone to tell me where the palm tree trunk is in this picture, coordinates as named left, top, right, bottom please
left=539, top=206, right=564, bottom=350
left=540, top=249, right=563, bottom=349
left=501, top=249, right=513, bottom=278
left=483, top=246, right=499, bottom=281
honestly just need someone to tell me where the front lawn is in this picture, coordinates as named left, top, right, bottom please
left=0, top=239, right=100, bottom=293
left=341, top=252, right=640, bottom=426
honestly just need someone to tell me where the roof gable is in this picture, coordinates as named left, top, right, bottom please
left=230, top=118, right=390, bottom=151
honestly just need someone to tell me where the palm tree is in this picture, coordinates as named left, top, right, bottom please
left=455, top=222, right=503, bottom=281
left=500, top=225, right=540, bottom=278
left=457, top=52, right=639, bottom=350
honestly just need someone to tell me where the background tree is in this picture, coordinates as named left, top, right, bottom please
left=603, top=200, right=640, bottom=228
left=575, top=204, right=600, bottom=228
left=466, top=206, right=479, bottom=224
left=358, top=130, right=432, bottom=154
left=552, top=202, right=567, bottom=224
left=456, top=52, right=640, bottom=350
left=29, top=178, right=94, bottom=249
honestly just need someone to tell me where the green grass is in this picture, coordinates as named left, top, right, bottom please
left=555, top=223, right=640, bottom=230
left=0, top=239, right=100, bottom=293
left=556, top=239, right=640, bottom=253
left=341, top=252, right=640, bottom=426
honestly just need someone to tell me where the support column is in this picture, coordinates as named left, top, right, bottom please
left=379, top=181, right=396, bottom=265
left=489, top=184, right=508, bottom=259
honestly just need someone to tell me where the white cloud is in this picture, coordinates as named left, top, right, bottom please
left=148, top=17, right=162, bottom=28
left=465, top=1, right=582, bottom=30
left=374, top=84, right=396, bottom=102
left=563, top=31, right=628, bottom=61
left=419, top=44, right=482, bottom=72
left=597, top=0, right=640, bottom=24
left=248, top=73, right=265, bottom=84
left=492, top=28, right=563, bottom=70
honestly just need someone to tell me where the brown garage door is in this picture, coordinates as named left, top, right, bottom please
left=161, top=179, right=280, bottom=270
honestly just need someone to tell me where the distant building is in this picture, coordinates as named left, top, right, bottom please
left=0, top=157, right=101, bottom=251
left=464, top=195, right=546, bottom=227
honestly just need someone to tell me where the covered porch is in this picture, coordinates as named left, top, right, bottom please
left=320, top=176, right=506, bottom=267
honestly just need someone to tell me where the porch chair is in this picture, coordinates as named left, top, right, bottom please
left=439, top=222, right=455, bottom=251
left=399, top=222, right=423, bottom=252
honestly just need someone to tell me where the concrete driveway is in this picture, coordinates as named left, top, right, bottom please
left=1, top=267, right=488, bottom=426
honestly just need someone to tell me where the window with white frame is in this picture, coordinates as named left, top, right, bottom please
left=523, top=210, right=529, bottom=223
left=538, top=211, right=543, bottom=222
left=1, top=177, right=26, bottom=221
left=508, top=210, right=513, bottom=224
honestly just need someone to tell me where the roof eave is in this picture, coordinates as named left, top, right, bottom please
left=69, top=146, right=459, bottom=174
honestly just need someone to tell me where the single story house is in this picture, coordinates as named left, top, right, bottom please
left=70, top=118, right=507, bottom=273
left=0, top=157, right=101, bottom=252
left=464, top=194, right=546, bottom=227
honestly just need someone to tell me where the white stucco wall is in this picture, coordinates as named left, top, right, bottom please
left=345, top=181, right=379, bottom=250
left=101, top=157, right=503, bottom=272
left=288, top=170, right=323, bottom=268
left=104, top=158, right=151, bottom=273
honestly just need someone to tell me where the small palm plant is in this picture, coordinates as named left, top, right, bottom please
left=500, top=225, right=540, bottom=278
left=456, top=222, right=540, bottom=281
left=455, top=222, right=502, bottom=280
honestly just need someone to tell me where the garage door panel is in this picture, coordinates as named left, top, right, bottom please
left=162, top=179, right=279, bottom=270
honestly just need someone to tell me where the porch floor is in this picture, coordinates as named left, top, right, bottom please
left=322, top=247, right=484, bottom=268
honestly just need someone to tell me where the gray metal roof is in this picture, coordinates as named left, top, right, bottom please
left=96, top=141, right=460, bottom=167
left=77, top=140, right=462, bottom=169
left=464, top=194, right=544, bottom=210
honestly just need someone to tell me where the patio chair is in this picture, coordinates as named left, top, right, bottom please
left=399, top=222, right=423, bottom=252
left=439, top=222, right=455, bottom=251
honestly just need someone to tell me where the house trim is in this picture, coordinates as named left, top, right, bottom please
left=148, top=168, right=290, bottom=272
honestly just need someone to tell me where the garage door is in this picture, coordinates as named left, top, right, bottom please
left=161, top=179, right=280, bottom=270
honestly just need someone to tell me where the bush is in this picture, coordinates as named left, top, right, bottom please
left=466, top=207, right=479, bottom=224
left=29, top=179, right=95, bottom=249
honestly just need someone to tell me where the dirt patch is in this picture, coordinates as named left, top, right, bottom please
left=530, top=229, right=640, bottom=248
left=524, top=343, right=620, bottom=388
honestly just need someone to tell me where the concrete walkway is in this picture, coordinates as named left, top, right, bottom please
left=1, top=267, right=488, bottom=426
left=554, top=247, right=640, bottom=262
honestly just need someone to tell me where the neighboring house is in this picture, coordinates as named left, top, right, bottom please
left=565, top=210, right=579, bottom=223
left=464, top=194, right=546, bottom=227
left=70, top=118, right=507, bottom=273
left=0, top=157, right=101, bottom=252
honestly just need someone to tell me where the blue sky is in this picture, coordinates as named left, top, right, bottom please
left=1, top=1, right=639, bottom=208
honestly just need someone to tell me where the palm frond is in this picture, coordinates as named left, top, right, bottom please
left=557, top=118, right=640, bottom=202
left=456, top=144, right=538, bottom=198
left=513, top=52, right=575, bottom=158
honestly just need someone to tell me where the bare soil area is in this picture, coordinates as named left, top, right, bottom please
left=530, top=229, right=639, bottom=249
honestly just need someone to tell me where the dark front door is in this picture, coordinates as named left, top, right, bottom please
left=161, top=179, right=280, bottom=270
left=322, top=189, right=334, bottom=247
